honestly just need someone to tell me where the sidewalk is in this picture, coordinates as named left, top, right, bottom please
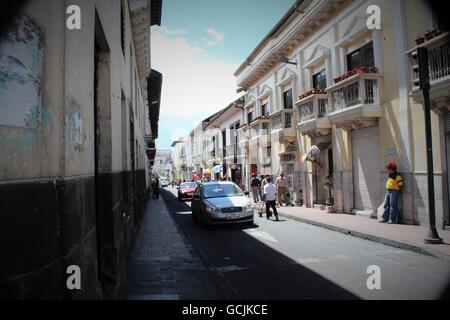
left=253, top=203, right=450, bottom=261
left=127, top=197, right=225, bottom=299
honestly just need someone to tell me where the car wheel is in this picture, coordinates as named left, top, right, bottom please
left=200, top=213, right=210, bottom=229
left=244, top=221, right=254, bottom=228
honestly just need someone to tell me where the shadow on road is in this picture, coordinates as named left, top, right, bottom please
left=160, top=188, right=361, bottom=300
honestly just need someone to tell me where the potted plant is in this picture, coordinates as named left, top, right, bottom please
left=424, top=29, right=434, bottom=41
left=415, top=34, right=425, bottom=45
left=334, top=76, right=341, bottom=84
left=432, top=28, right=440, bottom=37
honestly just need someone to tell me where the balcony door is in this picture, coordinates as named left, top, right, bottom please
left=445, top=113, right=450, bottom=226
left=347, top=41, right=374, bottom=71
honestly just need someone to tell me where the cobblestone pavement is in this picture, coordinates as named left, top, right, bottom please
left=126, top=196, right=229, bottom=300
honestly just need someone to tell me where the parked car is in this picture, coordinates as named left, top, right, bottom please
left=191, top=181, right=254, bottom=228
left=160, top=178, right=169, bottom=187
left=178, top=182, right=197, bottom=201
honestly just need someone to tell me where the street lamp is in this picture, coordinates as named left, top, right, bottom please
left=278, top=56, right=297, bottom=65
left=415, top=47, right=443, bottom=244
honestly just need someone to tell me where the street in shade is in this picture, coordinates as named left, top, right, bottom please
left=127, top=186, right=450, bottom=300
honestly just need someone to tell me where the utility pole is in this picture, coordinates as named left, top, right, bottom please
left=415, top=47, right=443, bottom=244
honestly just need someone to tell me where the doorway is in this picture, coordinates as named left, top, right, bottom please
left=94, top=11, right=111, bottom=289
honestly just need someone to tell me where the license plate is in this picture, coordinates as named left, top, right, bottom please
left=227, top=215, right=239, bottom=220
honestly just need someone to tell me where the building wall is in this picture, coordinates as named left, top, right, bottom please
left=0, top=0, right=154, bottom=299
left=234, top=0, right=447, bottom=228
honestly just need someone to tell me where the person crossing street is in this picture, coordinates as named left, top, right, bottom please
left=263, top=177, right=279, bottom=221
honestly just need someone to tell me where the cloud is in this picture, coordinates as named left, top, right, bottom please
left=152, top=26, right=189, bottom=36
left=205, top=27, right=225, bottom=41
left=203, top=27, right=225, bottom=46
left=150, top=27, right=238, bottom=121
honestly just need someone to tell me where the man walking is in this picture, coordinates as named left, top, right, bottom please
left=275, top=173, right=288, bottom=206
left=250, top=173, right=261, bottom=203
left=263, top=177, right=279, bottom=221
left=380, top=162, right=404, bottom=224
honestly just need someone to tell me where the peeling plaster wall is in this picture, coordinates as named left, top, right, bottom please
left=0, top=1, right=64, bottom=182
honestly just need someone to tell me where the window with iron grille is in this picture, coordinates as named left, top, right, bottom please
left=283, top=89, right=293, bottom=109
left=285, top=113, right=292, bottom=128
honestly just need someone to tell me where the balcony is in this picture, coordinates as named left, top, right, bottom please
left=224, top=144, right=236, bottom=160
left=249, top=119, right=271, bottom=147
left=206, top=148, right=222, bottom=165
left=237, top=125, right=249, bottom=147
left=296, top=93, right=332, bottom=137
left=327, top=71, right=382, bottom=129
left=270, top=109, right=296, bottom=141
left=407, top=32, right=450, bottom=115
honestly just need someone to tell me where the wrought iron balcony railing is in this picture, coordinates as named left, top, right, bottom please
left=328, top=73, right=381, bottom=114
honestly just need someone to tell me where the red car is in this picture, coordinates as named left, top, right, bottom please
left=178, top=182, right=197, bottom=201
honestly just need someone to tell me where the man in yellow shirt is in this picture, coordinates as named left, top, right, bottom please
left=380, top=162, right=404, bottom=224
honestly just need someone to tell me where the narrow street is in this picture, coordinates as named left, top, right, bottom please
left=127, top=188, right=450, bottom=300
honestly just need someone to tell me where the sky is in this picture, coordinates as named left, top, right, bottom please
left=151, top=0, right=296, bottom=149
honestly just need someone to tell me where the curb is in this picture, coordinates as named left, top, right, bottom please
left=277, top=211, right=450, bottom=263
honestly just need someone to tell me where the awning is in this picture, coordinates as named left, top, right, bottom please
left=147, top=69, right=162, bottom=139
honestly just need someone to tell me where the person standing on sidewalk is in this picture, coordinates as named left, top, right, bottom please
left=263, top=177, right=279, bottom=221
left=259, top=175, right=265, bottom=200
left=250, top=173, right=261, bottom=203
left=275, top=173, right=288, bottom=207
left=380, top=162, right=404, bottom=224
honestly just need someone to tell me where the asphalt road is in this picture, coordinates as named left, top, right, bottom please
left=161, top=187, right=450, bottom=300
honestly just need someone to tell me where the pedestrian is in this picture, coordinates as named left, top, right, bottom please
left=250, top=173, right=261, bottom=203
left=263, top=177, right=279, bottom=221
left=380, top=162, right=404, bottom=224
left=259, top=175, right=265, bottom=200
left=152, top=177, right=160, bottom=199
left=275, top=173, right=288, bottom=206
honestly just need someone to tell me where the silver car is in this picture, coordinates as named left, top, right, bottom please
left=191, top=181, right=254, bottom=228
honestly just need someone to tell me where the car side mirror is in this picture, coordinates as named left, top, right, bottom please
left=244, top=191, right=250, bottom=196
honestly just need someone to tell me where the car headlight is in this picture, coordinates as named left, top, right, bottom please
left=205, top=204, right=220, bottom=213
left=244, top=204, right=254, bottom=212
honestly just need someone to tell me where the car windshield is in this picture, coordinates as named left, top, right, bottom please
left=203, top=184, right=243, bottom=199
left=180, top=182, right=196, bottom=189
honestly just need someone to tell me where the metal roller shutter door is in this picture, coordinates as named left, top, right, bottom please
left=444, top=113, right=450, bottom=133
left=352, top=126, right=381, bottom=212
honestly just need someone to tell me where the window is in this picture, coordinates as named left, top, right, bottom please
left=203, top=184, right=243, bottom=199
left=248, top=111, right=254, bottom=124
left=266, top=146, right=271, bottom=158
left=312, top=69, right=327, bottom=90
left=261, top=103, right=269, bottom=116
left=262, top=122, right=270, bottom=131
left=120, top=0, right=125, bottom=56
left=347, top=41, right=374, bottom=71
left=285, top=113, right=292, bottom=128
left=283, top=89, right=293, bottom=109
